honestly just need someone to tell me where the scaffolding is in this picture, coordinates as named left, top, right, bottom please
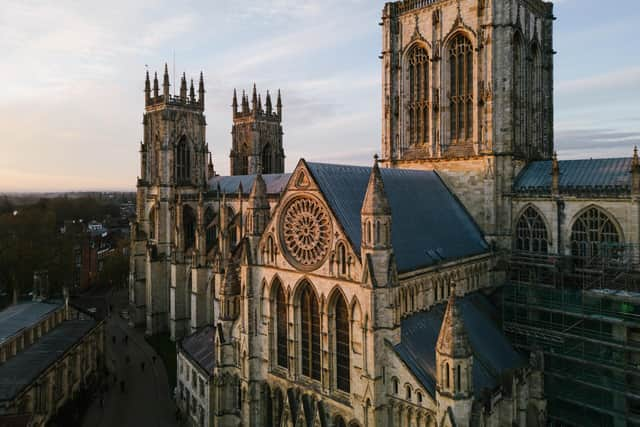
left=504, top=246, right=640, bottom=427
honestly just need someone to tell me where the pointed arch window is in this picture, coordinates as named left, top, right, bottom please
left=262, top=144, right=272, bottom=174
left=571, top=207, right=621, bottom=264
left=176, top=137, right=191, bottom=183
left=148, top=206, right=157, bottom=240
left=530, top=43, right=543, bottom=156
left=449, top=34, right=473, bottom=144
left=515, top=207, right=549, bottom=253
left=334, top=294, right=350, bottom=392
left=272, top=280, right=288, bottom=369
left=513, top=33, right=526, bottom=156
left=337, top=242, right=347, bottom=276
left=407, top=45, right=430, bottom=146
left=300, top=283, right=321, bottom=380
left=240, top=143, right=249, bottom=175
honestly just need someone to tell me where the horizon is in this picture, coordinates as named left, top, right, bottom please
left=1, top=0, right=639, bottom=192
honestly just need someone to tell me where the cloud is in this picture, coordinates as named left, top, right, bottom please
left=556, top=128, right=640, bottom=159
left=556, top=66, right=640, bottom=94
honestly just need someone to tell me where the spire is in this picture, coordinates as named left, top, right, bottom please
left=257, top=93, right=262, bottom=113
left=436, top=284, right=472, bottom=358
left=180, top=72, right=187, bottom=100
left=189, top=79, right=196, bottom=102
left=162, top=63, right=170, bottom=98
left=276, top=89, right=282, bottom=118
left=266, top=90, right=272, bottom=115
left=361, top=155, right=391, bottom=217
left=551, top=151, right=560, bottom=195
left=247, top=173, right=270, bottom=236
left=242, top=90, right=248, bottom=113
left=198, top=71, right=205, bottom=109
left=144, top=71, right=151, bottom=104
left=232, top=88, right=238, bottom=115
left=632, top=146, right=640, bottom=195
left=633, top=146, right=639, bottom=170
left=153, top=72, right=159, bottom=97
left=251, top=83, right=258, bottom=112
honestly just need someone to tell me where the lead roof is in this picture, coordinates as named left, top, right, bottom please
left=180, top=326, right=215, bottom=376
left=0, top=301, right=63, bottom=344
left=209, top=173, right=290, bottom=195
left=305, top=162, right=488, bottom=273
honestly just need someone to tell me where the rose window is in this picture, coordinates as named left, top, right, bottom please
left=280, top=196, right=332, bottom=270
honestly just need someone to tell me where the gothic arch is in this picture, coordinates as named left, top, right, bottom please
left=175, top=135, right=192, bottom=183
left=569, top=205, right=624, bottom=262
left=350, top=297, right=363, bottom=354
left=514, top=204, right=551, bottom=253
left=182, top=204, right=196, bottom=250
left=403, top=41, right=432, bottom=149
left=443, top=31, right=475, bottom=152
left=270, top=276, right=288, bottom=369
left=328, top=288, right=350, bottom=392
left=529, top=41, right=543, bottom=156
left=204, top=206, right=216, bottom=253
left=296, top=279, right=321, bottom=381
left=513, top=30, right=526, bottom=156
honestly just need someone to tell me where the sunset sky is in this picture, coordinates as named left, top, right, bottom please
left=1, top=0, right=639, bottom=192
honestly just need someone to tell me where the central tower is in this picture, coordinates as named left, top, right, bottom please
left=230, top=85, right=285, bottom=175
left=380, top=0, right=554, bottom=246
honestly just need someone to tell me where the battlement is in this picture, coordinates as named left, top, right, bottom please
left=232, top=84, right=282, bottom=122
left=144, top=64, right=205, bottom=111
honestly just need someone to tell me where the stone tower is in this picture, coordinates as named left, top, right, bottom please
left=130, top=64, right=210, bottom=336
left=435, top=284, right=474, bottom=426
left=380, top=0, right=554, bottom=247
left=230, top=85, right=285, bottom=175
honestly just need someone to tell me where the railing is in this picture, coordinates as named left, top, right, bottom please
left=398, top=0, right=443, bottom=14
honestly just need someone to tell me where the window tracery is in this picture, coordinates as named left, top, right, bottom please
left=273, top=279, right=288, bottom=369
left=571, top=207, right=621, bottom=264
left=407, top=45, right=430, bottom=146
left=515, top=206, right=549, bottom=253
left=175, top=137, right=191, bottom=183
left=335, top=294, right=350, bottom=392
left=448, top=34, right=473, bottom=144
left=300, top=283, right=321, bottom=381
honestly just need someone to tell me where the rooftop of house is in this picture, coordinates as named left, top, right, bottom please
left=0, top=318, right=97, bottom=402
left=179, top=326, right=215, bottom=376
left=0, top=301, right=63, bottom=345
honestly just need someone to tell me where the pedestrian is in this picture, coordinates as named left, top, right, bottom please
left=112, top=335, right=116, bottom=344
left=140, top=361, right=145, bottom=372
left=100, top=394, right=104, bottom=408
left=125, top=355, right=130, bottom=365
left=124, top=335, right=128, bottom=345
left=152, top=355, right=157, bottom=364
left=120, top=380, right=125, bottom=393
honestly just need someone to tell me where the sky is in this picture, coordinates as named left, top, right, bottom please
left=0, top=0, right=639, bottom=192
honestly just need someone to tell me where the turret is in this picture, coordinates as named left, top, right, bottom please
left=232, top=89, right=238, bottom=116
left=251, top=83, right=258, bottom=112
left=361, top=155, right=392, bottom=251
left=180, top=72, right=187, bottom=100
left=198, top=71, right=205, bottom=109
left=245, top=173, right=270, bottom=237
left=276, top=89, right=282, bottom=119
left=207, top=153, right=215, bottom=180
left=144, top=71, right=151, bottom=105
left=242, top=90, right=248, bottom=113
left=435, top=283, right=474, bottom=426
left=220, top=257, right=240, bottom=321
left=153, top=72, right=159, bottom=98
left=265, top=91, right=272, bottom=115
left=189, top=79, right=196, bottom=103
left=162, top=63, right=170, bottom=98
left=257, top=93, right=262, bottom=114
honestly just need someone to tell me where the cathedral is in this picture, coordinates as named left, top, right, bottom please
left=129, top=0, right=640, bottom=426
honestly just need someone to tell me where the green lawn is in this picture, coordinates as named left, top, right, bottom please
left=145, top=333, right=177, bottom=389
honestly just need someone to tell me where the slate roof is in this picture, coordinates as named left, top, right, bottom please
left=393, top=293, right=525, bottom=398
left=306, top=162, right=488, bottom=273
left=514, top=157, right=632, bottom=193
left=180, top=326, right=215, bottom=375
left=0, top=301, right=63, bottom=344
left=0, top=319, right=97, bottom=402
left=208, top=173, right=291, bottom=195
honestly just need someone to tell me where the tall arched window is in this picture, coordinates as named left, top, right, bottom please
left=515, top=207, right=549, bottom=253
left=449, top=34, right=473, bottom=144
left=204, top=207, right=216, bottom=253
left=337, top=243, right=347, bottom=276
left=571, top=207, right=621, bottom=264
left=300, top=283, right=321, bottom=380
left=334, top=293, right=350, bottom=392
left=240, top=143, right=249, bottom=175
left=183, top=205, right=196, bottom=250
left=445, top=362, right=450, bottom=388
left=513, top=33, right=526, bottom=156
left=407, top=45, right=429, bottom=146
left=262, top=144, right=272, bottom=174
left=175, top=137, right=191, bottom=183
left=148, top=206, right=157, bottom=240
left=335, top=416, right=347, bottom=427
left=273, top=279, right=288, bottom=369
left=530, top=43, right=542, bottom=156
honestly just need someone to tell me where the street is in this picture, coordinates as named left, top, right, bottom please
left=81, top=289, right=178, bottom=427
